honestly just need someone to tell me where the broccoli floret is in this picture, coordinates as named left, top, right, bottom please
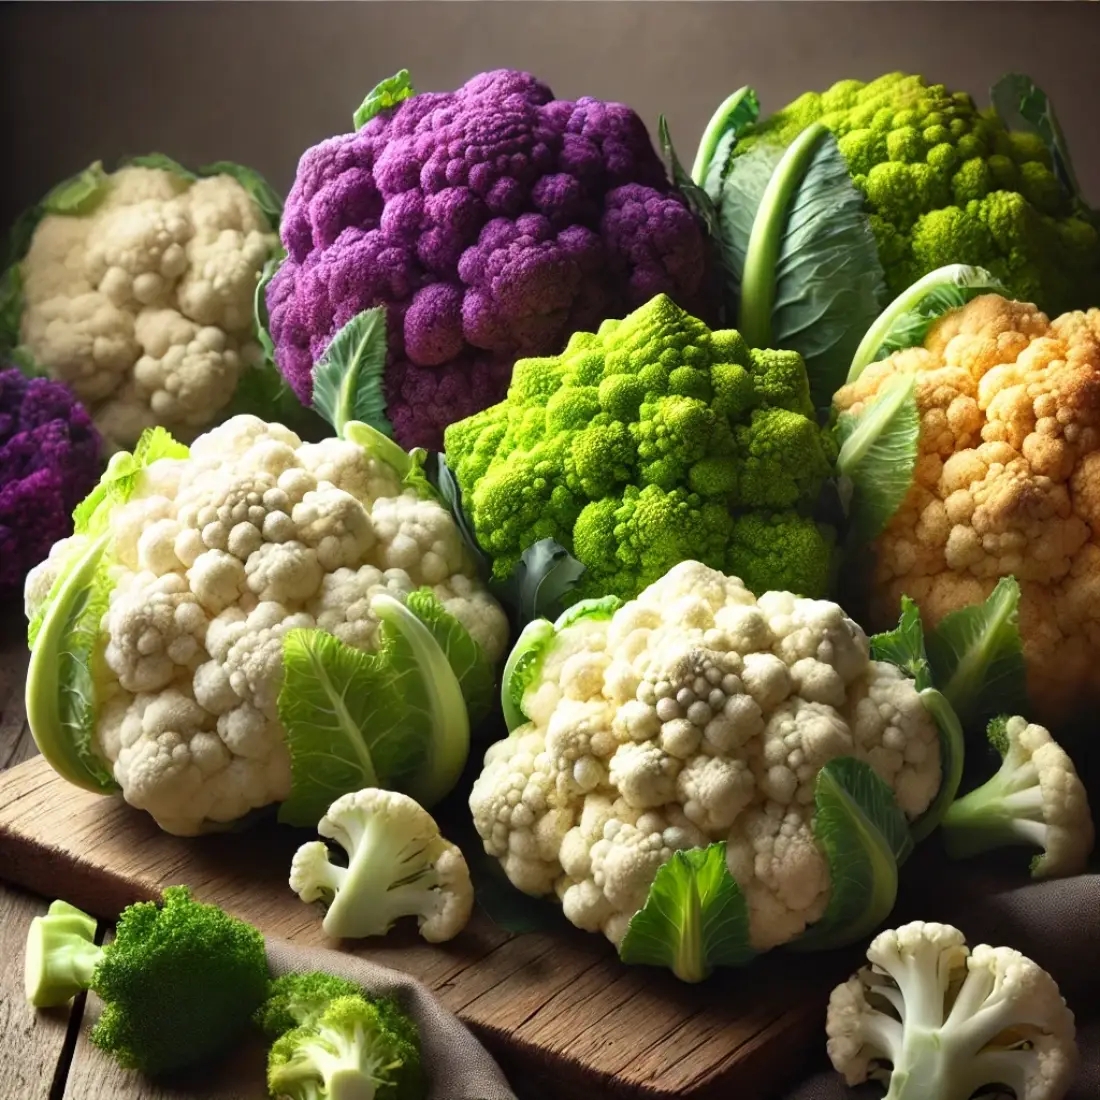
left=941, top=715, right=1095, bottom=878
left=258, top=974, right=422, bottom=1100
left=444, top=294, right=835, bottom=604
left=24, top=886, right=269, bottom=1076
left=256, top=972, right=367, bottom=1037
left=733, top=72, right=1100, bottom=313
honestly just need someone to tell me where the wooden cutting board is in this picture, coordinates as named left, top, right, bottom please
left=0, top=752, right=854, bottom=1100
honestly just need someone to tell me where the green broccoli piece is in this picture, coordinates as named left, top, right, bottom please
left=258, top=973, right=422, bottom=1100
left=444, top=294, right=835, bottom=604
left=733, top=72, right=1099, bottom=313
left=23, top=886, right=269, bottom=1077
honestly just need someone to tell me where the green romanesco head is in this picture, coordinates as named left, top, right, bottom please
left=444, top=294, right=835, bottom=603
left=733, top=72, right=1099, bottom=313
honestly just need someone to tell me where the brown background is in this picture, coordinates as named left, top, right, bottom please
left=1, top=1, right=1098, bottom=232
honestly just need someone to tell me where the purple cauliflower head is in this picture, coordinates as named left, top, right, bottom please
left=0, top=367, right=102, bottom=595
left=267, top=69, right=714, bottom=449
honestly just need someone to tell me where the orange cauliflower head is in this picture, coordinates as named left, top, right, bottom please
left=834, top=294, right=1100, bottom=724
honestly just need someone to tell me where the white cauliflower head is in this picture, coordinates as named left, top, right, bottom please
left=17, top=163, right=281, bottom=447
left=27, top=415, right=509, bottom=835
left=470, top=562, right=942, bottom=953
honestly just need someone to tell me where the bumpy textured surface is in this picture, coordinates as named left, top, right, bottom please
left=267, top=69, right=713, bottom=450
left=734, top=73, right=1099, bottom=314
left=0, top=367, right=101, bottom=593
left=469, top=562, right=941, bottom=952
left=834, top=294, right=1100, bottom=725
left=19, top=166, right=279, bottom=447
left=91, top=886, right=269, bottom=1076
left=445, top=294, right=836, bottom=602
left=25, top=415, right=508, bottom=834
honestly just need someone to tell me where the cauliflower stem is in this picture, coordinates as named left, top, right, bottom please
left=942, top=716, right=1094, bottom=878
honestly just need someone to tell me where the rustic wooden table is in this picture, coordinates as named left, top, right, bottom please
left=0, top=610, right=826, bottom=1100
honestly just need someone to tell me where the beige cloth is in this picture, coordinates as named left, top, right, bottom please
left=781, top=873, right=1100, bottom=1099
left=265, top=941, right=518, bottom=1100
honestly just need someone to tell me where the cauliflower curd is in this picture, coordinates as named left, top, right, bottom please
left=469, top=561, right=942, bottom=952
left=835, top=294, right=1100, bottom=724
left=18, top=165, right=280, bottom=447
left=26, top=415, right=507, bottom=835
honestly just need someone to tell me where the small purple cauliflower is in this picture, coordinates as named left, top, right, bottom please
left=267, top=69, right=714, bottom=450
left=0, top=367, right=102, bottom=595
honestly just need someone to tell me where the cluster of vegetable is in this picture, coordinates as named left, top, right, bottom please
left=24, top=887, right=425, bottom=1098
left=1, top=156, right=303, bottom=450
left=9, top=61, right=1100, bottom=1100
left=265, top=68, right=715, bottom=452
left=22, top=409, right=507, bottom=835
left=0, top=364, right=101, bottom=596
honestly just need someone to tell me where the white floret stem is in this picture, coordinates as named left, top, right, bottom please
left=306, top=1022, right=391, bottom=1100
left=879, top=951, right=952, bottom=1031
left=998, top=785, right=1046, bottom=822
left=324, top=812, right=439, bottom=938
left=856, top=1007, right=906, bottom=1061
left=316, top=860, right=350, bottom=897
left=942, top=774, right=1049, bottom=860
left=945, top=987, right=1027, bottom=1060
left=886, top=1001, right=1036, bottom=1100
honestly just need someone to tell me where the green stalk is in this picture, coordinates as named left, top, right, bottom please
left=836, top=372, right=916, bottom=476
left=738, top=122, right=830, bottom=350
left=371, top=593, right=469, bottom=807
left=672, top=876, right=706, bottom=983
left=343, top=420, right=414, bottom=478
left=25, top=532, right=116, bottom=792
left=690, top=86, right=756, bottom=187
left=909, top=688, right=965, bottom=844
left=24, top=901, right=103, bottom=1007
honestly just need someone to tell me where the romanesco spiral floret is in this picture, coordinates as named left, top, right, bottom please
left=445, top=294, right=835, bottom=602
left=735, top=73, right=1099, bottom=313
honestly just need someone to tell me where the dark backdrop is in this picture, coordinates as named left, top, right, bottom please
left=1, top=1, right=1098, bottom=230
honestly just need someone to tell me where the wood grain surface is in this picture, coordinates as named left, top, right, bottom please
left=0, top=753, right=840, bottom=1100
left=0, top=888, right=79, bottom=1099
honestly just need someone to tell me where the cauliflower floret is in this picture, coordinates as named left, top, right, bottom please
left=559, top=804, right=708, bottom=945
left=104, top=573, right=208, bottom=693
left=110, top=687, right=292, bottom=836
left=469, top=730, right=572, bottom=896
left=827, top=921, right=1077, bottom=1100
left=288, top=788, right=474, bottom=944
left=943, top=715, right=1094, bottom=878
left=725, top=800, right=832, bottom=951
left=17, top=165, right=279, bottom=447
left=846, top=662, right=943, bottom=817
